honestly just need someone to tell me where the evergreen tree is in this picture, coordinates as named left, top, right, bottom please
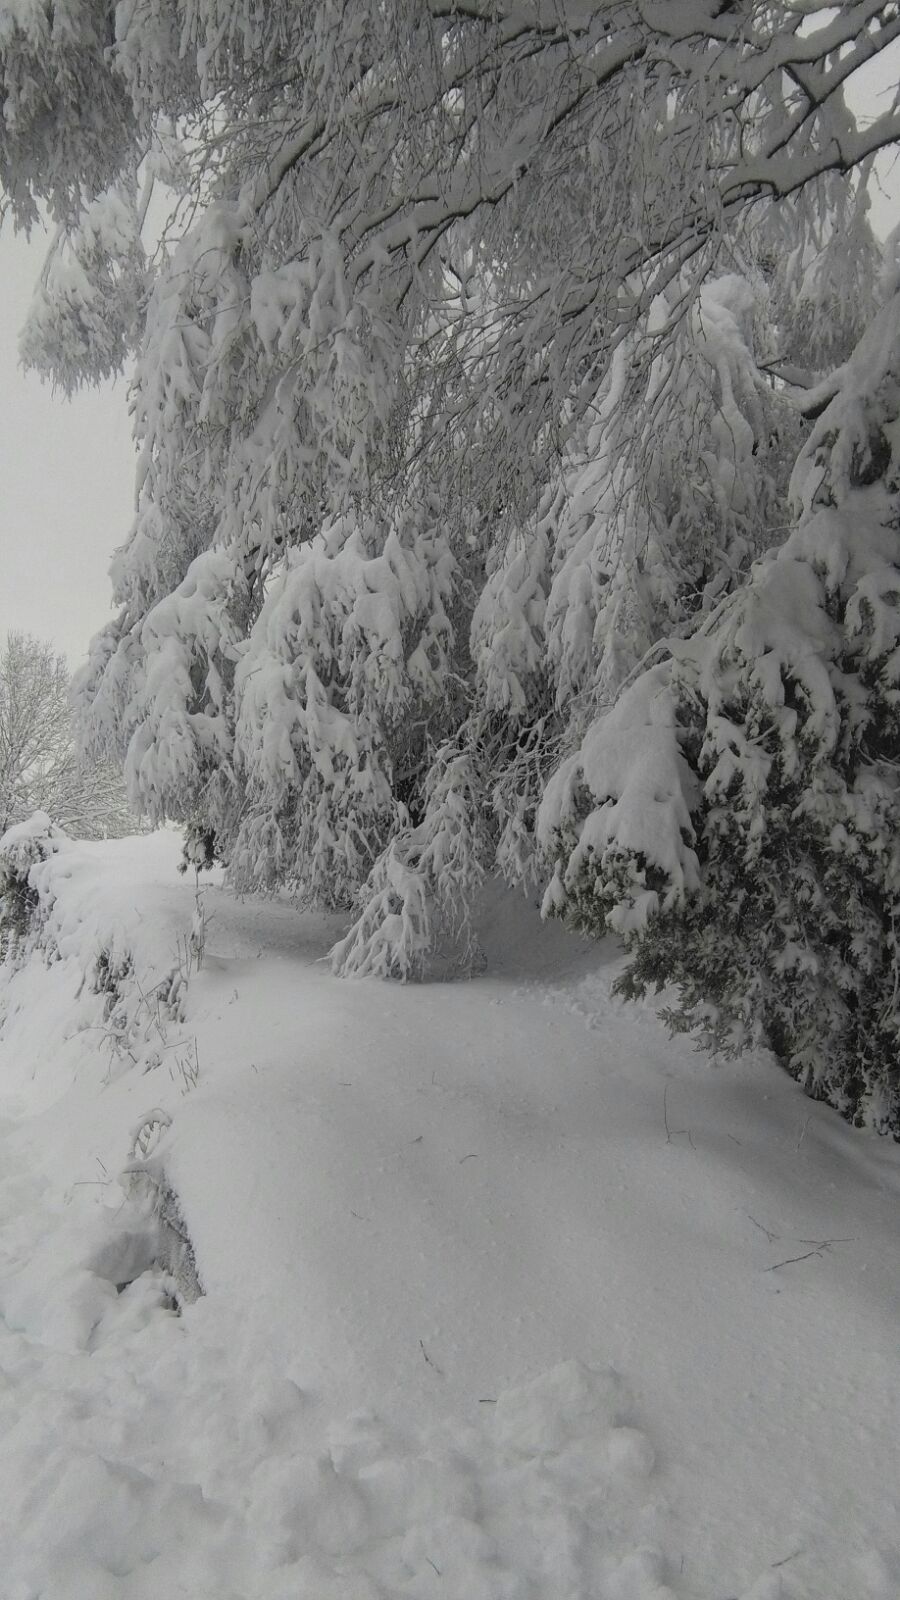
left=540, top=287, right=900, bottom=1134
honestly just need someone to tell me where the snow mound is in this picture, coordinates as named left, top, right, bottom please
left=1, top=1197, right=678, bottom=1600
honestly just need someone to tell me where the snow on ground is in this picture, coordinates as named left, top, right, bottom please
left=1, top=830, right=899, bottom=1600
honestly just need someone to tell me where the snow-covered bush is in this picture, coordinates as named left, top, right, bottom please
left=541, top=290, right=900, bottom=1135
left=1, top=824, right=204, bottom=1069
left=0, top=811, right=61, bottom=959
left=125, top=1110, right=203, bottom=1303
left=179, top=821, right=222, bottom=875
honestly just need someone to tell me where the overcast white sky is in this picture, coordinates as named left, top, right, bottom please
left=0, top=38, right=897, bottom=670
left=0, top=229, right=134, bottom=666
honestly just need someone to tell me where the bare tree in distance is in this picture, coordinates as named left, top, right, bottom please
left=0, top=632, right=134, bottom=840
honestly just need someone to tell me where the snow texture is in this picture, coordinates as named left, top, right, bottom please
left=1, top=832, right=898, bottom=1598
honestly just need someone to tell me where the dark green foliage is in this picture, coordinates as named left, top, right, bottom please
left=179, top=823, right=222, bottom=876
left=0, top=857, right=39, bottom=955
left=543, top=293, right=900, bottom=1136
left=616, top=704, right=900, bottom=1134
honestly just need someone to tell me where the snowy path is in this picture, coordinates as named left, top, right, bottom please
left=1, top=836, right=899, bottom=1598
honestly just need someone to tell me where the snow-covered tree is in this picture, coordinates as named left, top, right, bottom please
left=0, top=0, right=135, bottom=229
left=0, top=633, right=134, bottom=840
left=4, top=2, right=900, bottom=1118
left=541, top=286, right=900, bottom=1134
left=230, top=505, right=460, bottom=906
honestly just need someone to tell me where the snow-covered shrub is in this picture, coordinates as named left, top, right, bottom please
left=541, top=290, right=900, bottom=1135
left=179, top=821, right=223, bottom=875
left=125, top=1112, right=203, bottom=1304
left=0, top=811, right=61, bottom=959
left=92, top=945, right=135, bottom=1014
left=89, top=900, right=203, bottom=1062
left=1, top=826, right=204, bottom=1071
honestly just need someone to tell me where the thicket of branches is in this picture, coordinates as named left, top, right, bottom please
left=3, top=0, right=900, bottom=1129
left=0, top=632, right=134, bottom=841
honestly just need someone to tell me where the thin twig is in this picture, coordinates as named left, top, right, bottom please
left=663, top=1082, right=694, bottom=1147
left=419, top=1339, right=444, bottom=1375
left=765, top=1248, right=824, bottom=1271
left=747, top=1213, right=780, bottom=1244
left=796, top=1236, right=852, bottom=1246
left=772, top=1548, right=804, bottom=1569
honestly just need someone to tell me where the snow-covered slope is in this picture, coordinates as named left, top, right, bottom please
left=1, top=831, right=898, bottom=1599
